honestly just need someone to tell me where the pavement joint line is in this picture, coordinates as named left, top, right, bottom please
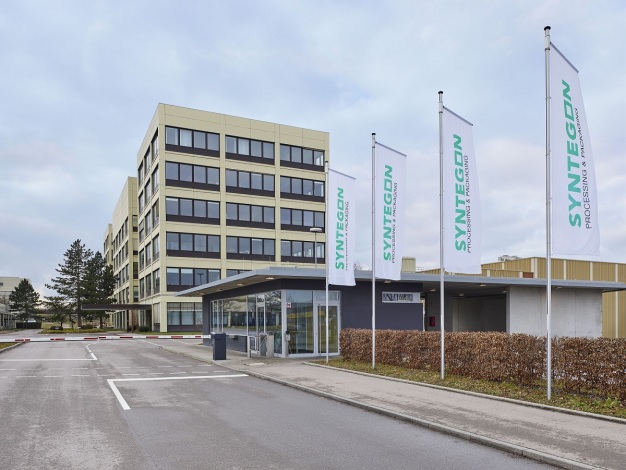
left=305, top=363, right=626, bottom=426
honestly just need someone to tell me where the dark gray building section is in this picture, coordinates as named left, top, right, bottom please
left=200, top=277, right=422, bottom=332
left=341, top=281, right=423, bottom=330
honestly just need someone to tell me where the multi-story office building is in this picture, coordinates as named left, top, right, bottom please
left=103, top=177, right=140, bottom=330
left=0, top=277, right=20, bottom=329
left=109, top=104, right=329, bottom=332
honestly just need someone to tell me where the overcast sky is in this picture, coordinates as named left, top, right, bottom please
left=1, top=0, right=624, bottom=295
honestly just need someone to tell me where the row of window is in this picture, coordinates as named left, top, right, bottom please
left=225, top=169, right=275, bottom=193
left=280, top=208, right=324, bottom=229
left=226, top=236, right=275, bottom=257
left=167, top=302, right=203, bottom=327
left=226, top=203, right=275, bottom=225
left=281, top=240, right=325, bottom=259
left=165, top=197, right=220, bottom=221
left=280, top=144, right=324, bottom=168
left=166, top=232, right=220, bottom=255
left=165, top=161, right=219, bottom=189
left=165, top=126, right=220, bottom=153
left=280, top=176, right=324, bottom=198
left=139, top=232, right=325, bottom=271
left=166, top=267, right=221, bottom=289
left=139, top=268, right=161, bottom=298
left=139, top=166, right=159, bottom=214
left=139, top=234, right=160, bottom=271
left=226, top=136, right=274, bottom=161
left=138, top=132, right=159, bottom=186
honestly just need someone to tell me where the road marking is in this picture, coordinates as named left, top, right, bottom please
left=107, top=374, right=248, bottom=411
left=1, top=358, right=97, bottom=361
left=44, top=376, right=63, bottom=378
left=0, top=369, right=16, bottom=371
left=17, top=376, right=37, bottom=378
left=122, top=374, right=141, bottom=376
left=71, top=374, right=90, bottom=377
left=169, top=372, right=186, bottom=375
left=97, top=374, right=116, bottom=377
left=147, top=372, right=165, bottom=375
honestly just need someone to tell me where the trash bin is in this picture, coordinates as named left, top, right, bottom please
left=212, top=332, right=226, bottom=360
left=266, top=332, right=275, bottom=358
left=259, top=333, right=267, bottom=357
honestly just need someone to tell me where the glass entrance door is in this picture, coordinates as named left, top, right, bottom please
left=317, top=305, right=339, bottom=354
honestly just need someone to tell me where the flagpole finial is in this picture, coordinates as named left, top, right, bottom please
left=544, top=25, right=551, bottom=31
left=438, top=91, right=443, bottom=95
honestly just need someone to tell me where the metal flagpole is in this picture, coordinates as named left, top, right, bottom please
left=325, top=161, right=330, bottom=364
left=544, top=25, right=553, bottom=401
left=371, top=133, right=376, bottom=369
left=438, top=91, right=445, bottom=380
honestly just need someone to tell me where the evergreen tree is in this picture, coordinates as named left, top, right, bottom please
left=45, top=239, right=93, bottom=327
left=83, top=251, right=117, bottom=328
left=44, top=296, right=71, bottom=328
left=9, top=279, right=41, bottom=322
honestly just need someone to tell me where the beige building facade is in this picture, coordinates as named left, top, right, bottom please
left=103, top=177, right=140, bottom=330
left=107, top=104, right=329, bottom=332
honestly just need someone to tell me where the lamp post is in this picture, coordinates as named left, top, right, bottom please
left=309, top=227, right=322, bottom=269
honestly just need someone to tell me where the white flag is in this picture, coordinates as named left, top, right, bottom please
left=550, top=44, right=599, bottom=255
left=442, top=107, right=482, bottom=274
left=374, top=142, right=406, bottom=280
left=328, top=169, right=356, bottom=286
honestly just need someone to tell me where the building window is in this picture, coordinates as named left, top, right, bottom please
left=280, top=176, right=324, bottom=202
left=152, top=132, right=159, bottom=160
left=165, top=126, right=219, bottom=157
left=166, top=268, right=219, bottom=291
left=165, top=161, right=219, bottom=191
left=153, top=268, right=160, bottom=294
left=165, top=197, right=219, bottom=224
left=138, top=191, right=145, bottom=214
left=166, top=302, right=203, bottom=331
left=281, top=240, right=325, bottom=264
left=152, top=234, right=160, bottom=261
left=138, top=163, right=144, bottom=185
left=280, top=144, right=324, bottom=171
left=280, top=208, right=324, bottom=232
left=226, top=203, right=274, bottom=228
left=152, top=166, right=159, bottom=193
left=225, top=236, right=275, bottom=261
left=152, top=202, right=159, bottom=228
left=225, top=169, right=274, bottom=196
left=166, top=232, right=220, bottom=258
left=225, top=136, right=274, bottom=165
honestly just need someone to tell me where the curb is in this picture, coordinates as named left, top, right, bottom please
left=0, top=343, right=24, bottom=354
left=153, top=344, right=608, bottom=470
left=305, top=362, right=626, bottom=426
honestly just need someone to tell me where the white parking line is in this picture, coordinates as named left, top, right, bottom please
left=107, top=374, right=248, bottom=410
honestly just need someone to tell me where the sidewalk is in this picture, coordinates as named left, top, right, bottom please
left=158, top=341, right=626, bottom=470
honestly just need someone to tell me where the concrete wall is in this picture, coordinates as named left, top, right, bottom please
left=451, top=296, right=506, bottom=332
left=508, top=287, right=601, bottom=337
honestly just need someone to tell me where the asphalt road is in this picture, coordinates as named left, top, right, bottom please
left=0, top=337, right=556, bottom=470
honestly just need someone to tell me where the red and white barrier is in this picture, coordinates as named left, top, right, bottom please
left=0, top=335, right=212, bottom=343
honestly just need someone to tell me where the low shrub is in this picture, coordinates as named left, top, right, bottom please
left=137, top=325, right=150, bottom=332
left=341, top=329, right=626, bottom=401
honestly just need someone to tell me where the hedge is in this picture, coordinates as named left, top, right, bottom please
left=340, top=329, right=626, bottom=401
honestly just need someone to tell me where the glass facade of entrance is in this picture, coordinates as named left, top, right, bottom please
left=210, top=289, right=340, bottom=357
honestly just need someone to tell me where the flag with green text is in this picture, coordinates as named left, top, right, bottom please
left=328, top=169, right=356, bottom=286
left=442, top=107, right=482, bottom=274
left=374, top=142, right=406, bottom=281
left=549, top=43, right=599, bottom=255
